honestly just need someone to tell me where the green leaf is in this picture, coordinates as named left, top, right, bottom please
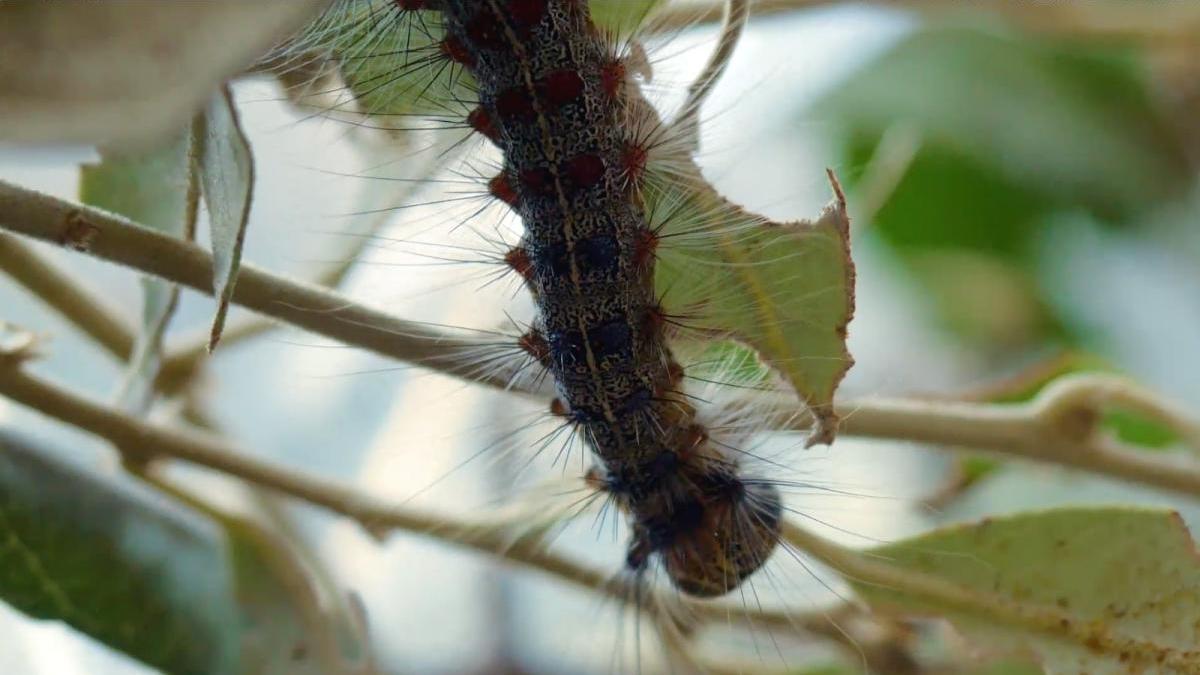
left=0, top=429, right=370, bottom=674
left=196, top=87, right=255, bottom=352
left=651, top=170, right=855, bottom=444
left=0, top=430, right=241, bottom=674
left=590, top=0, right=664, bottom=34
left=316, top=3, right=465, bottom=120
left=222, top=515, right=369, bottom=675
left=290, top=0, right=663, bottom=119
left=80, top=132, right=195, bottom=413
left=857, top=507, right=1200, bottom=674
left=820, top=29, right=1190, bottom=222
left=817, top=29, right=1192, bottom=348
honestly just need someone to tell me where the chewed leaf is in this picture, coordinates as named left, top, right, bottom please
left=0, top=430, right=241, bottom=675
left=197, top=87, right=255, bottom=352
left=651, top=170, right=855, bottom=444
left=857, top=508, right=1200, bottom=674
left=80, top=133, right=195, bottom=413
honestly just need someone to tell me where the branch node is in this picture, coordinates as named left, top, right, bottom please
left=59, top=211, right=100, bottom=251
left=1046, top=403, right=1103, bottom=444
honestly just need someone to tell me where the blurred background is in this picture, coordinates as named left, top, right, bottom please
left=1, top=1, right=1198, bottom=673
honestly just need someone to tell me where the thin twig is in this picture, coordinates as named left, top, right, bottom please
left=156, top=316, right=277, bottom=394
left=673, top=0, right=749, bottom=149
left=0, top=357, right=850, bottom=644
left=6, top=357, right=1182, bottom=671
left=3, top=180, right=1200, bottom=499
left=0, top=232, right=135, bottom=359
left=0, top=179, right=528, bottom=394
left=819, top=377, right=1200, bottom=499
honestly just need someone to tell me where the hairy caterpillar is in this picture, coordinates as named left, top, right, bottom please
left=272, top=0, right=853, bottom=608
left=436, top=0, right=785, bottom=597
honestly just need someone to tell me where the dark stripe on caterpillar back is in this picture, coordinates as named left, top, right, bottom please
left=438, top=0, right=782, bottom=597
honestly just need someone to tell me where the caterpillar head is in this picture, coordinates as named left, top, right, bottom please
left=628, top=474, right=784, bottom=598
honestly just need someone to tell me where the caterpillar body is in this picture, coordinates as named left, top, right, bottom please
left=435, top=0, right=782, bottom=597
left=276, top=0, right=855, bottom=607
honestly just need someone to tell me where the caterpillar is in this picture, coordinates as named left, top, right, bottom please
left=272, top=0, right=854, bottom=605
left=433, top=0, right=785, bottom=597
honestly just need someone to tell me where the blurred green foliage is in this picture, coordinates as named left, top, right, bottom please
left=0, top=432, right=241, bottom=675
left=817, top=27, right=1194, bottom=350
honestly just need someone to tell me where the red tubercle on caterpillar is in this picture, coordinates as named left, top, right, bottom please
left=541, top=70, right=586, bottom=108
left=679, top=423, right=708, bottom=457
left=496, top=87, right=536, bottom=123
left=642, top=302, right=667, bottom=337
left=520, top=156, right=604, bottom=196
left=583, top=465, right=606, bottom=491
left=666, top=360, right=686, bottom=387
left=549, top=397, right=570, bottom=418
left=620, top=142, right=648, bottom=185
left=466, top=14, right=506, bottom=51
left=518, top=329, right=551, bottom=364
left=467, top=107, right=500, bottom=143
left=632, top=228, right=659, bottom=268
left=439, top=35, right=474, bottom=67
left=564, top=154, right=605, bottom=188
left=518, top=166, right=555, bottom=197
left=394, top=0, right=426, bottom=10
left=600, top=59, right=626, bottom=99
left=489, top=172, right=520, bottom=207
left=504, top=246, right=534, bottom=281
left=505, top=0, right=548, bottom=27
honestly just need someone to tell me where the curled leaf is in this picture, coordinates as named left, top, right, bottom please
left=196, top=87, right=255, bottom=352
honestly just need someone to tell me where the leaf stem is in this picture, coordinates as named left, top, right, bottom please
left=673, top=0, right=749, bottom=148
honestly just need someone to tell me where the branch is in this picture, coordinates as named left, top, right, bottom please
left=0, top=355, right=859, bottom=645
left=0, top=178, right=528, bottom=394
left=156, top=316, right=277, bottom=394
left=814, top=375, right=1200, bottom=498
left=3, top=179, right=1200, bottom=500
left=0, top=232, right=135, bottom=359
